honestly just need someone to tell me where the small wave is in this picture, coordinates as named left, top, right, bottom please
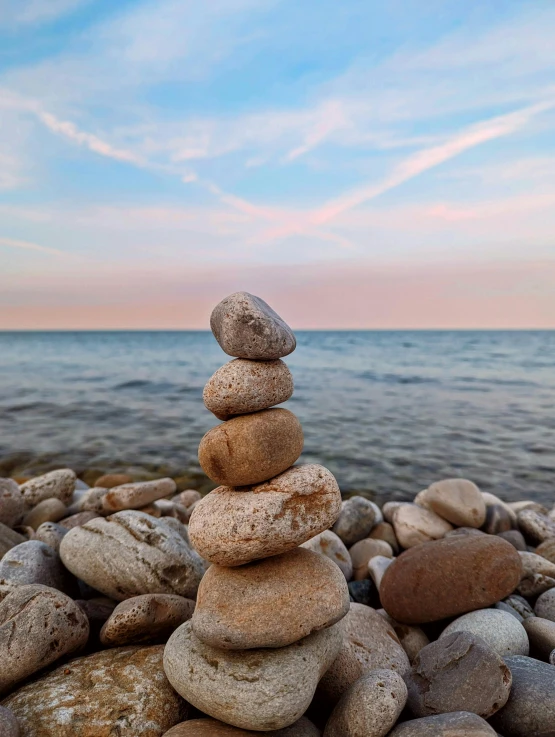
left=114, top=380, right=153, bottom=389
left=357, top=371, right=437, bottom=385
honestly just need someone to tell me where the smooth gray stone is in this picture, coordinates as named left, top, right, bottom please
left=0, top=540, right=77, bottom=596
left=489, top=655, right=555, bottom=736
left=332, top=496, right=378, bottom=547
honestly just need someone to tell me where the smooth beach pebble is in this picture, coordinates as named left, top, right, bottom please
left=517, top=551, right=555, bottom=597
left=99, top=478, right=177, bottom=514
left=0, top=584, right=89, bottom=696
left=534, top=587, right=555, bottom=621
left=175, top=489, right=201, bottom=507
left=317, top=603, right=410, bottom=705
left=416, top=479, right=486, bottom=528
left=331, top=496, right=378, bottom=547
left=58, top=510, right=100, bottom=529
left=349, top=538, right=393, bottom=580
left=404, top=631, right=512, bottom=719
left=503, top=594, right=535, bottom=620
left=301, top=529, right=353, bottom=580
left=377, top=610, right=430, bottom=662
left=391, top=504, right=453, bottom=549
left=198, top=408, right=303, bottom=487
left=369, top=521, right=400, bottom=553
left=497, top=529, right=527, bottom=551
left=0, top=479, right=24, bottom=528
left=203, top=358, right=294, bottom=420
left=368, top=555, right=394, bottom=590
left=347, top=578, right=377, bottom=607
left=440, top=609, right=529, bottom=657
left=483, top=504, right=513, bottom=535
left=517, top=509, right=555, bottom=544
left=21, top=498, right=67, bottom=530
left=0, top=706, right=19, bottom=737
left=210, top=291, right=296, bottom=360
left=94, top=473, right=133, bottom=488
left=522, top=617, right=555, bottom=660
left=3, top=645, right=187, bottom=737
left=188, top=464, right=342, bottom=566
left=163, top=620, right=343, bottom=731
left=19, top=469, right=76, bottom=509
left=323, top=669, right=407, bottom=737
left=380, top=534, right=522, bottom=624
left=388, top=711, right=497, bottom=736
left=489, top=655, right=555, bottom=737
left=192, top=547, right=349, bottom=649
left=100, top=593, right=195, bottom=647
left=0, top=524, right=26, bottom=559
left=59, top=510, right=205, bottom=600
left=163, top=716, right=321, bottom=736
left=383, top=502, right=407, bottom=524
left=0, top=540, right=77, bottom=596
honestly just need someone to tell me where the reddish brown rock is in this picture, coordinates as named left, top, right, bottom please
left=380, top=534, right=522, bottom=624
left=100, top=594, right=195, bottom=647
left=192, top=548, right=349, bottom=649
left=94, top=473, right=133, bottom=488
left=198, top=408, right=303, bottom=487
left=3, top=646, right=187, bottom=736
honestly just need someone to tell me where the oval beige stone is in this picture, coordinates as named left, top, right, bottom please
left=100, top=478, right=177, bottom=513
left=0, top=584, right=89, bottom=696
left=100, top=594, right=195, bottom=647
left=21, top=498, right=67, bottom=530
left=380, top=535, right=523, bottom=624
left=349, top=538, right=393, bottom=581
left=94, top=473, right=133, bottom=488
left=416, top=479, right=486, bottom=528
left=189, top=464, right=342, bottom=566
left=210, top=291, right=296, bottom=360
left=392, top=504, right=453, bottom=549
left=3, top=645, right=187, bottom=736
left=198, top=408, right=303, bottom=487
left=163, top=620, right=343, bottom=731
left=60, top=510, right=205, bottom=601
left=317, top=603, right=410, bottom=705
left=203, top=359, right=294, bottom=420
left=192, top=547, right=349, bottom=649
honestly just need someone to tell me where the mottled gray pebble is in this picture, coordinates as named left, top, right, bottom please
left=33, top=522, right=68, bottom=552
left=441, top=609, right=529, bottom=657
left=497, top=529, right=527, bottom=551
left=534, top=587, right=555, bottom=621
left=517, top=509, right=555, bottom=544
left=0, top=705, right=19, bottom=737
left=332, top=496, right=378, bottom=547
left=0, top=524, right=26, bottom=559
left=0, top=540, right=77, bottom=596
left=0, top=479, right=24, bottom=529
left=19, top=469, right=76, bottom=509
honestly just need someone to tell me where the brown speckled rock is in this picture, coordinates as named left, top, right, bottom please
left=416, top=479, right=486, bottom=528
left=0, top=705, right=19, bottom=737
left=323, top=669, right=407, bottom=737
left=163, top=716, right=320, bottom=736
left=404, top=631, right=511, bottom=719
left=517, top=551, right=555, bottom=597
left=100, top=593, right=195, bottom=646
left=189, top=464, right=342, bottom=566
left=198, top=408, right=303, bottom=487
left=0, top=479, right=24, bottom=529
left=380, top=535, right=522, bottom=624
left=317, top=603, right=410, bottom=705
left=2, top=645, right=187, bottom=736
left=19, top=469, right=76, bottom=509
left=388, top=712, right=497, bottom=736
left=164, top=620, right=343, bottom=731
left=203, top=359, right=294, bottom=420
left=60, top=510, right=205, bottom=601
left=192, top=548, right=349, bottom=649
left=94, top=473, right=133, bottom=488
left=175, top=490, right=201, bottom=508
left=210, top=292, right=296, bottom=360
left=0, top=584, right=89, bottom=696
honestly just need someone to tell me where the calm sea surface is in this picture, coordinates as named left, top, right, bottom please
left=1, top=331, right=554, bottom=503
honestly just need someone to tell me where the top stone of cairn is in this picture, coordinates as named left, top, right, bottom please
left=210, top=292, right=296, bottom=360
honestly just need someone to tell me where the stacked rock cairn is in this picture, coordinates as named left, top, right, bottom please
left=2, top=295, right=555, bottom=736
left=163, top=292, right=350, bottom=731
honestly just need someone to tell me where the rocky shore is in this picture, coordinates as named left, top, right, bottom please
left=1, top=292, right=555, bottom=737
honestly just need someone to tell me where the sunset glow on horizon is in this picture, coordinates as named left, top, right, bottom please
left=1, top=1, right=555, bottom=329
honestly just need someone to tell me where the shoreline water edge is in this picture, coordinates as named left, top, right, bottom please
left=1, top=294, right=555, bottom=736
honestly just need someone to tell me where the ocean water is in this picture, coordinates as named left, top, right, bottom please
left=0, top=330, right=554, bottom=503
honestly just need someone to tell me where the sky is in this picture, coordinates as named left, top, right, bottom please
left=1, top=0, right=554, bottom=329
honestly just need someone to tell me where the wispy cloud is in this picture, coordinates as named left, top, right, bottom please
left=0, top=236, right=64, bottom=256
left=0, top=0, right=91, bottom=26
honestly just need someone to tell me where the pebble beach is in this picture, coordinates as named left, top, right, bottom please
left=1, top=292, right=555, bottom=737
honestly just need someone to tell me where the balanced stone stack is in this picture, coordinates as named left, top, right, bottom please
left=163, top=292, right=349, bottom=732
